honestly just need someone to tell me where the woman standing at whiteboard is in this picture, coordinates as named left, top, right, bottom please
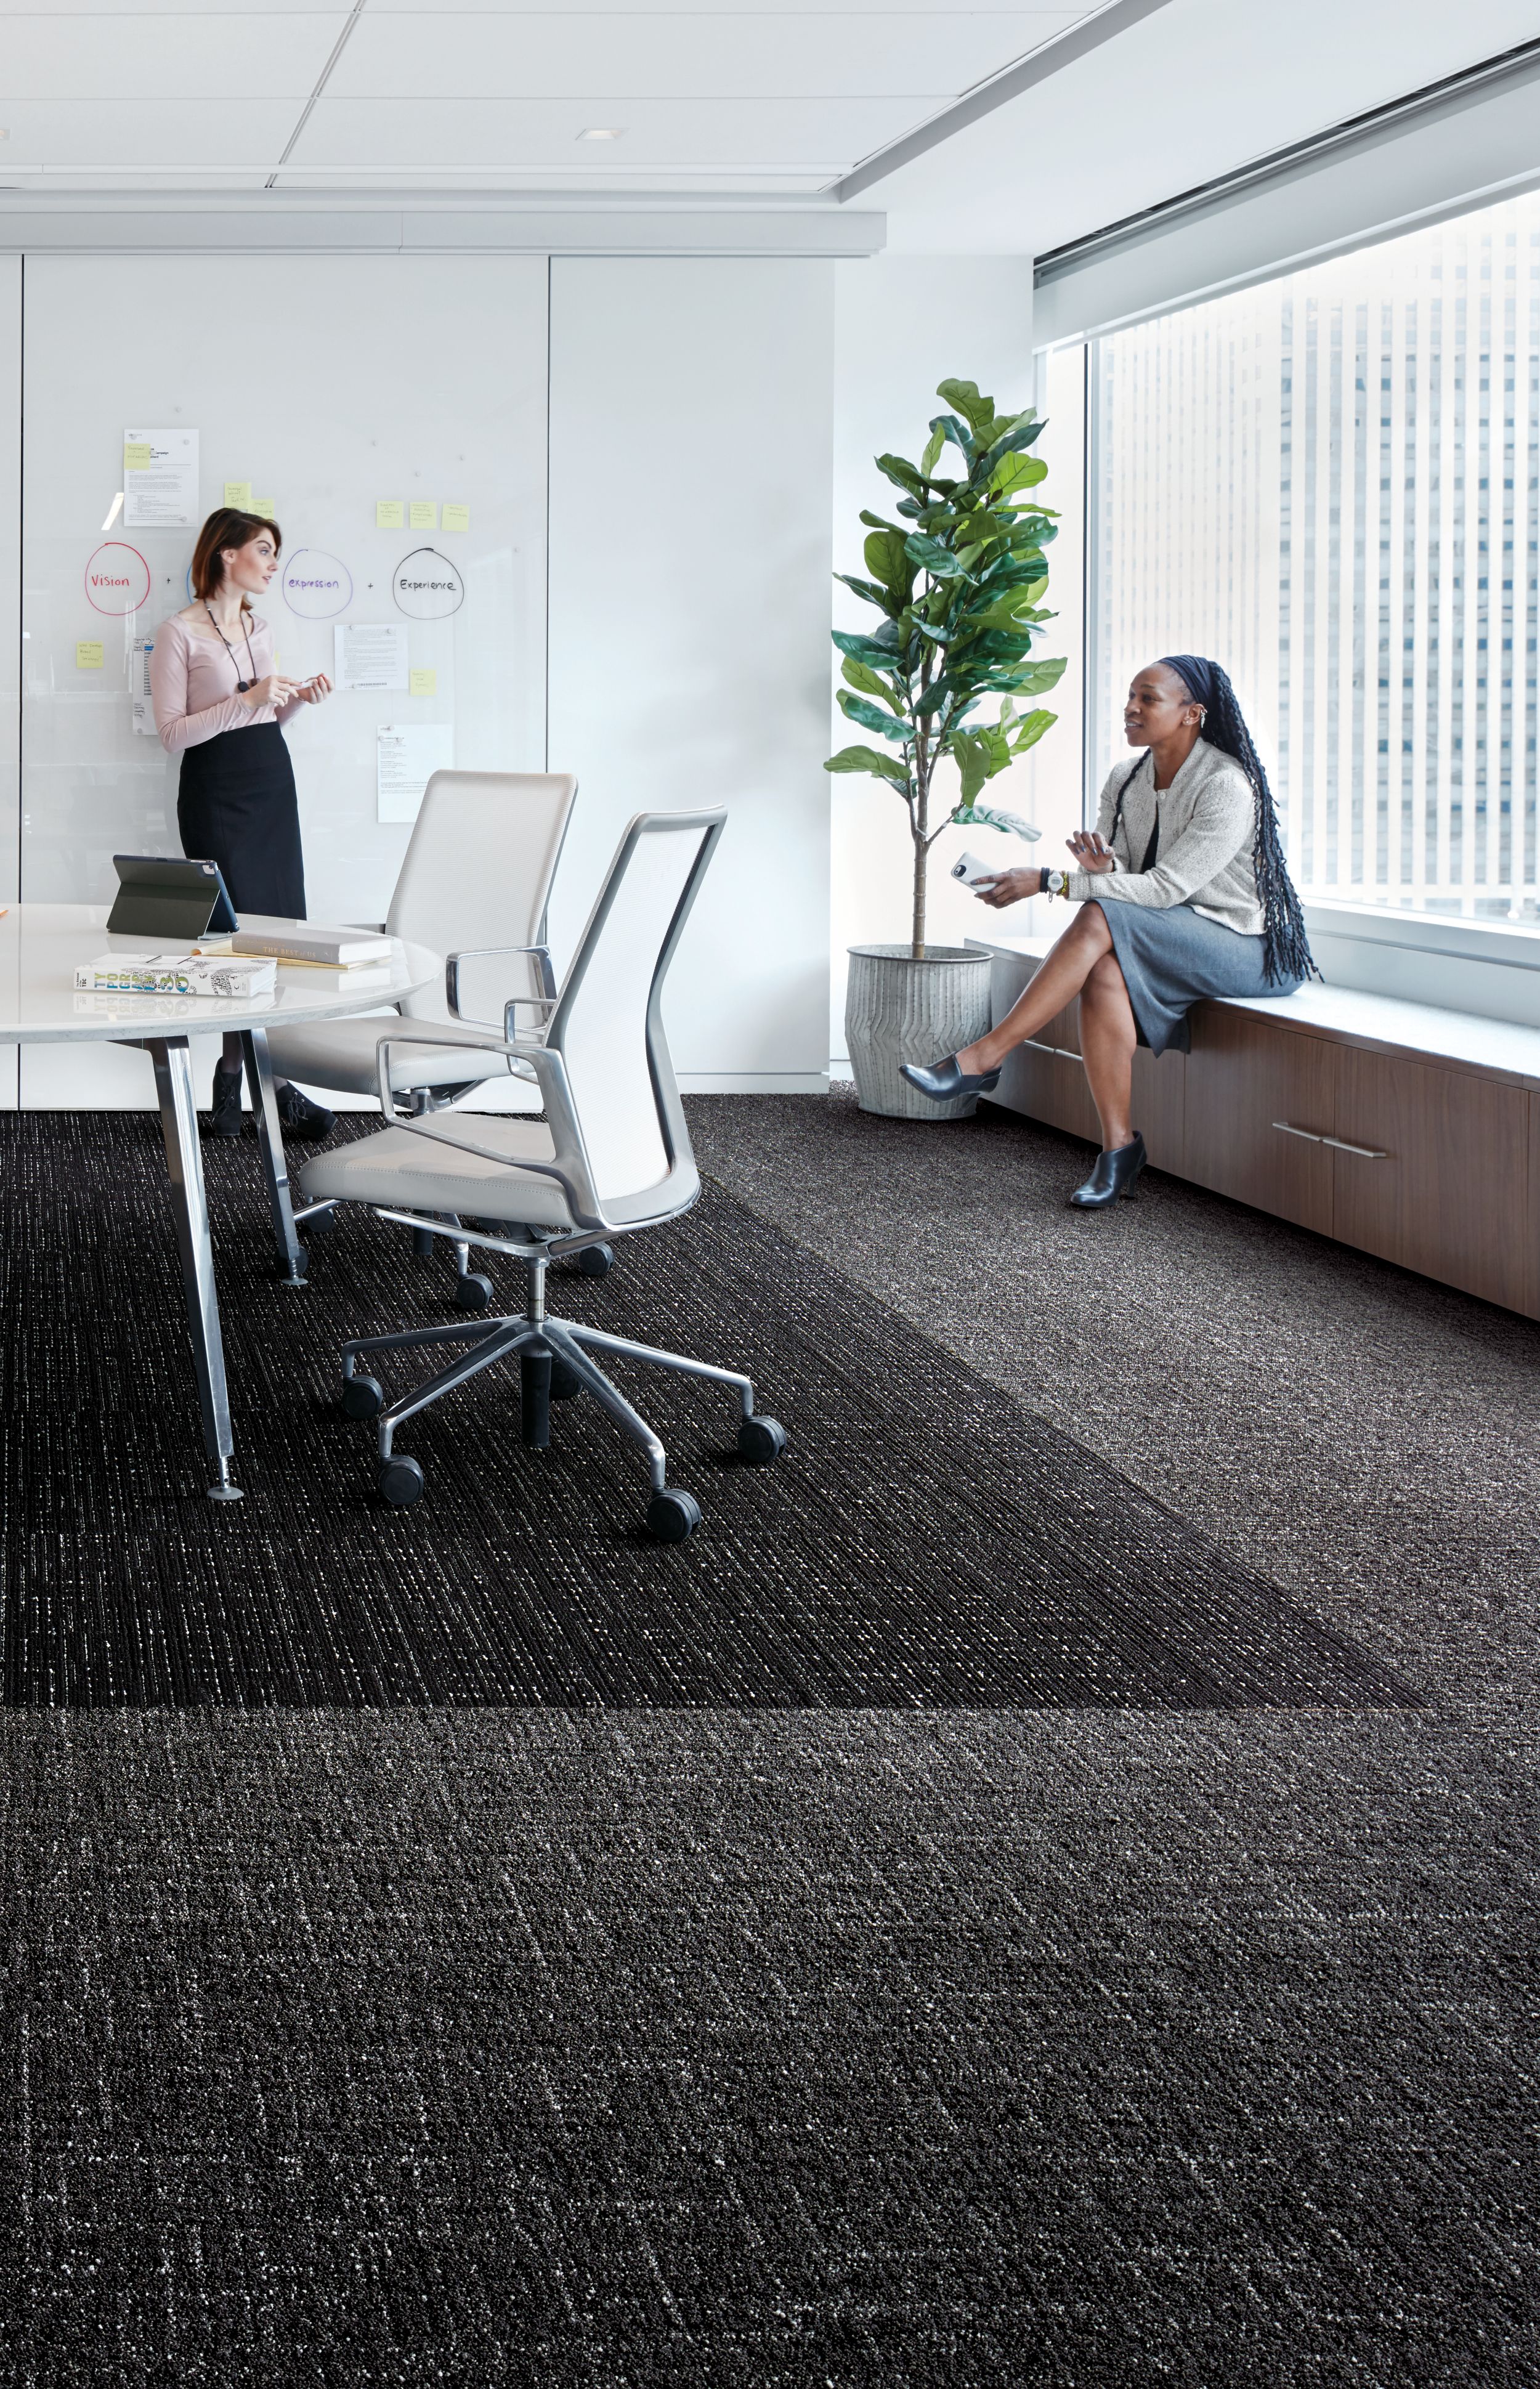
left=150, top=505, right=336, bottom=1138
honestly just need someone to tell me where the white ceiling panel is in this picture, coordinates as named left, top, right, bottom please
left=270, top=168, right=838, bottom=189
left=0, top=102, right=299, bottom=170
left=359, top=0, right=1096, bottom=13
left=328, top=12, right=1081, bottom=100
left=287, top=93, right=939, bottom=169
left=0, top=15, right=342, bottom=99
left=872, top=0, right=1540, bottom=251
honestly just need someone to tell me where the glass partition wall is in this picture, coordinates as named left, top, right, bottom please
left=1080, top=188, right=1540, bottom=920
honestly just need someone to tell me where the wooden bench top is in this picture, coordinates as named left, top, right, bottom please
left=967, top=931, right=1540, bottom=1093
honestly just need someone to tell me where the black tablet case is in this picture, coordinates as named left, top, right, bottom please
left=107, top=856, right=240, bottom=942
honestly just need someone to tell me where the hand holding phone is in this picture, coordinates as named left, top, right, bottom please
left=950, top=850, right=1000, bottom=889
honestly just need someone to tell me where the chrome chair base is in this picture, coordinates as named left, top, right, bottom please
left=338, top=1250, right=786, bottom=1541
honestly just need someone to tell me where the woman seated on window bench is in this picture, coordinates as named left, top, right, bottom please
left=903, top=655, right=1318, bottom=1208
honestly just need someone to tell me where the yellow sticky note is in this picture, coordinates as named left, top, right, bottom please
left=408, top=500, right=437, bottom=530
left=76, top=641, right=103, bottom=668
left=123, top=442, right=152, bottom=471
left=410, top=668, right=437, bottom=697
left=441, top=503, right=470, bottom=534
left=376, top=500, right=403, bottom=529
left=224, top=481, right=252, bottom=508
left=252, top=497, right=275, bottom=519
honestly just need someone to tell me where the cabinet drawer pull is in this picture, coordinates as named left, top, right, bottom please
left=1271, top=1121, right=1324, bottom=1143
left=1024, top=1037, right=1082, bottom=1063
left=1322, top=1135, right=1388, bottom=1160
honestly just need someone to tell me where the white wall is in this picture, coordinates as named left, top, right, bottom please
left=0, top=260, right=17, bottom=1110
left=4, top=248, right=835, bottom=1105
left=546, top=256, right=833, bottom=1093
left=18, top=251, right=548, bottom=1106
left=829, top=253, right=1042, bottom=1065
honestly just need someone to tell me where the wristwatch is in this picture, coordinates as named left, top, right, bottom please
left=1042, top=868, right=1069, bottom=900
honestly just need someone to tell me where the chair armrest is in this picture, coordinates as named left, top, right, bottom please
left=445, top=942, right=558, bottom=1023
left=372, top=1026, right=609, bottom=1232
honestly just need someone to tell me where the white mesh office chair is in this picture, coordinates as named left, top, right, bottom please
left=264, top=767, right=594, bottom=1306
left=297, top=808, right=787, bottom=1543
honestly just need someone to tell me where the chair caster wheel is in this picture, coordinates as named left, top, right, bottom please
left=575, top=1244, right=614, bottom=1279
left=342, top=1373, right=384, bottom=1420
left=455, top=1272, right=495, bottom=1313
left=378, top=1454, right=425, bottom=1508
left=549, top=1358, right=583, bottom=1401
left=737, top=1415, right=787, bottom=1466
left=304, top=1207, right=337, bottom=1236
left=646, top=1488, right=701, bottom=1544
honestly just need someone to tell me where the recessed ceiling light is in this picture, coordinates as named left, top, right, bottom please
left=577, top=128, right=623, bottom=142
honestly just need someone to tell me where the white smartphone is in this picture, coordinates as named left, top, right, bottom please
left=951, top=850, right=1001, bottom=888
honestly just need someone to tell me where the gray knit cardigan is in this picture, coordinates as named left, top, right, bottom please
left=1064, top=738, right=1263, bottom=936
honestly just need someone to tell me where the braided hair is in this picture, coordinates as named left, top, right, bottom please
left=1149, top=655, right=1318, bottom=986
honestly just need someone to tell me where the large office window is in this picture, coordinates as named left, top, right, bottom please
left=1088, top=190, right=1540, bottom=919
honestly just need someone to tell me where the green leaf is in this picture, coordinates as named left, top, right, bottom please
left=978, top=410, right=1045, bottom=474
left=949, top=731, right=998, bottom=809
left=904, top=531, right=966, bottom=578
left=875, top=451, right=926, bottom=499
left=990, top=452, right=1048, bottom=495
left=838, top=689, right=910, bottom=743
left=863, top=528, right=912, bottom=591
left=833, top=623, right=899, bottom=655
left=833, top=572, right=900, bottom=614
left=841, top=655, right=904, bottom=710
left=954, top=800, right=1042, bottom=840
left=936, top=378, right=997, bottom=432
left=825, top=743, right=910, bottom=787
left=858, top=509, right=904, bottom=532
left=927, top=412, right=976, bottom=460
left=1010, top=708, right=1057, bottom=755
left=920, top=424, right=945, bottom=477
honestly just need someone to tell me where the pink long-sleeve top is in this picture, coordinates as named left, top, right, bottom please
left=149, top=611, right=305, bottom=756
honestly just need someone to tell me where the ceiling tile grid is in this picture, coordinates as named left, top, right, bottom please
left=0, top=4, right=1101, bottom=189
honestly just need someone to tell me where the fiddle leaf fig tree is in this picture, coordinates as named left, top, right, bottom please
left=826, top=379, right=1066, bottom=958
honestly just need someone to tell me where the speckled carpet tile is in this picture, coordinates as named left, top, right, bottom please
left=0, top=1114, right=1414, bottom=1713
left=0, top=1105, right=1530, bottom=2389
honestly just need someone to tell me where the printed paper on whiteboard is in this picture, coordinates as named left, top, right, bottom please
left=334, top=622, right=408, bottom=692
left=378, top=724, right=453, bottom=824
left=123, top=428, right=198, bottom=529
left=132, top=639, right=158, bottom=736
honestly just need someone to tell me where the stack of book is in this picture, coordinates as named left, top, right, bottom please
left=229, top=919, right=395, bottom=971
left=75, top=951, right=279, bottom=999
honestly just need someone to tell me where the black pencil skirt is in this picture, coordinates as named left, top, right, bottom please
left=177, top=721, right=306, bottom=919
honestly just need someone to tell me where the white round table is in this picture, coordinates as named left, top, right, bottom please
left=0, top=905, right=439, bottom=1501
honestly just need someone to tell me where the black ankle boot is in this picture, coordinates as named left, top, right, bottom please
left=275, top=1082, right=337, bottom=1140
left=1068, top=1132, right=1146, bottom=1209
left=208, top=1060, right=245, bottom=1137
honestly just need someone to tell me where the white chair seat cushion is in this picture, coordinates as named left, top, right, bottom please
left=299, top=1115, right=577, bottom=1228
left=263, top=1016, right=515, bottom=1098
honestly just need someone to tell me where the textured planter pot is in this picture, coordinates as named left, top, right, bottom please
left=845, top=944, right=994, bottom=1121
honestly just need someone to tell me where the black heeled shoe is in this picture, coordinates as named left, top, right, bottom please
left=1068, top=1132, right=1146, bottom=1209
left=900, top=1053, right=1002, bottom=1102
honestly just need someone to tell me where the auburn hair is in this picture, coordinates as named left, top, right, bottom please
left=190, top=508, right=282, bottom=608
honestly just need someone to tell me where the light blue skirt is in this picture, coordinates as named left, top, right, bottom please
left=1091, top=898, right=1302, bottom=1056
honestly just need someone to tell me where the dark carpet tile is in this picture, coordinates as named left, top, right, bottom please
left=0, top=1113, right=1412, bottom=1711
left=686, top=1090, right=1540, bottom=1709
left=1, top=1708, right=1534, bottom=2388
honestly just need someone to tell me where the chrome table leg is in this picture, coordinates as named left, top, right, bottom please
left=242, top=1025, right=307, bottom=1287
left=148, top=1035, right=244, bottom=1502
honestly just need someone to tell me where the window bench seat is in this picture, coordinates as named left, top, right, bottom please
left=969, top=932, right=1540, bottom=1318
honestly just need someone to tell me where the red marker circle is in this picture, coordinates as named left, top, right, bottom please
left=85, top=541, right=151, bottom=616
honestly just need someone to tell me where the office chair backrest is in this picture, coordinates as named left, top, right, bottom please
left=387, top=769, right=577, bottom=1024
left=547, top=809, right=726, bottom=1221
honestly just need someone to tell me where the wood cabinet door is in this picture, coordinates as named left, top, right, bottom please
left=1332, top=1048, right=1530, bottom=1312
left=994, top=993, right=1101, bottom=1143
left=1183, top=1005, right=1336, bottom=1233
